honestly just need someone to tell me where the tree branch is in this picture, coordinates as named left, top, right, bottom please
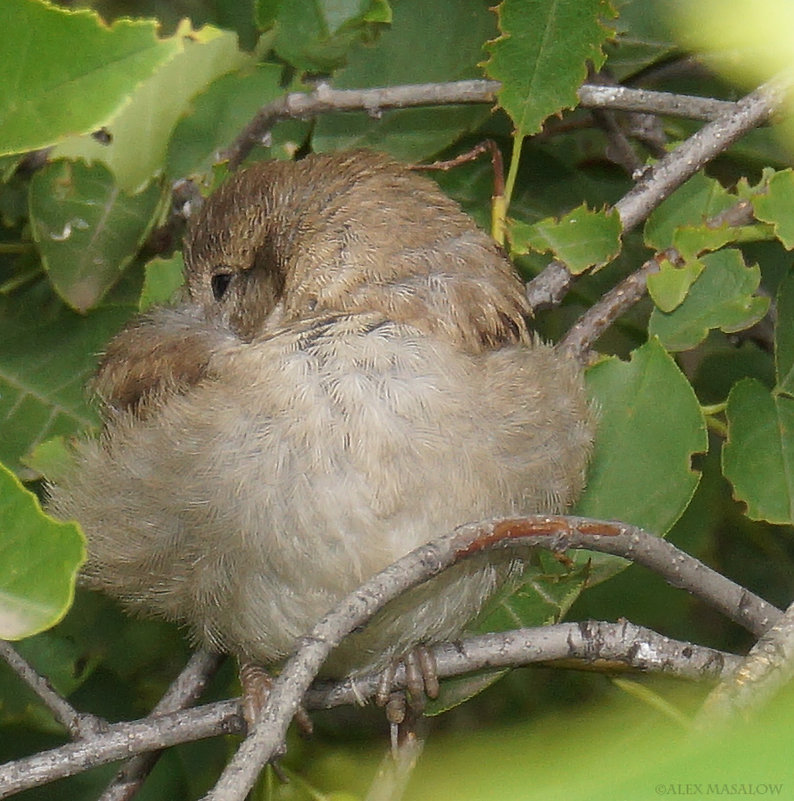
left=0, top=641, right=105, bottom=740
left=205, top=515, right=780, bottom=801
left=525, top=72, right=792, bottom=312
left=220, top=80, right=749, bottom=169
left=0, top=620, right=741, bottom=799
left=697, top=599, right=794, bottom=726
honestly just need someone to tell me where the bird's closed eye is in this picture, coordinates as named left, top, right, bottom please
left=211, top=271, right=233, bottom=301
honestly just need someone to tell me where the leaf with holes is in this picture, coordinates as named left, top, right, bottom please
left=52, top=23, right=251, bottom=192
left=575, top=338, right=707, bottom=544
left=723, top=378, right=794, bottom=524
left=646, top=257, right=704, bottom=313
left=644, top=172, right=735, bottom=252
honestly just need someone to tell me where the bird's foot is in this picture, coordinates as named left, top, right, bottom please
left=374, top=646, right=438, bottom=751
left=238, top=661, right=313, bottom=739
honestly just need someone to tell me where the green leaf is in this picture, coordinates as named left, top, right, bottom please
left=644, top=171, right=735, bottom=252
left=723, top=378, right=794, bottom=524
left=508, top=204, right=621, bottom=274
left=483, top=556, right=591, bottom=631
left=648, top=249, right=769, bottom=352
left=29, top=160, right=163, bottom=312
left=482, top=0, right=616, bottom=136
left=751, top=169, right=794, bottom=249
left=166, top=63, right=287, bottom=180
left=0, top=462, right=85, bottom=639
left=775, top=268, right=794, bottom=396
left=52, top=24, right=250, bottom=192
left=673, top=224, right=755, bottom=262
left=0, top=0, right=180, bottom=155
left=20, top=437, right=75, bottom=485
left=575, top=338, right=707, bottom=537
left=312, top=0, right=495, bottom=161
left=646, top=256, right=704, bottom=313
left=257, top=0, right=392, bottom=72
left=0, top=281, right=133, bottom=478
left=139, top=253, right=186, bottom=312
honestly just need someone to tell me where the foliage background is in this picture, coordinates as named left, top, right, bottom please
left=1, top=0, right=794, bottom=798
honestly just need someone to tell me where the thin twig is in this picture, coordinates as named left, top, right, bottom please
left=560, top=253, right=667, bottom=361
left=221, top=80, right=748, bottom=169
left=0, top=619, right=742, bottom=798
left=205, top=515, right=780, bottom=801
left=697, top=599, right=794, bottom=726
left=0, top=641, right=106, bottom=739
left=98, top=650, right=224, bottom=801
left=525, top=72, right=792, bottom=312
left=590, top=108, right=647, bottom=175
left=577, top=84, right=738, bottom=122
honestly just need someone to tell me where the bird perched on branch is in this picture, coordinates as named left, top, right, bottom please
left=48, top=149, right=594, bottom=688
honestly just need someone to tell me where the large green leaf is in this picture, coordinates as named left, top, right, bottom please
left=0, top=462, right=85, bottom=640
left=482, top=0, right=615, bottom=136
left=29, top=160, right=163, bottom=312
left=648, top=249, right=769, bottom=352
left=575, top=337, right=707, bottom=537
left=52, top=24, right=251, bottom=192
left=0, top=282, right=133, bottom=478
left=0, top=0, right=180, bottom=155
left=723, top=378, right=794, bottom=524
left=312, top=0, right=495, bottom=160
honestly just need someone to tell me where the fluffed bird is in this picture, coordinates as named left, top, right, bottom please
left=48, top=150, right=594, bottom=681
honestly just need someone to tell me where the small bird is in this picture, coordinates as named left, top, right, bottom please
left=48, top=150, right=594, bottom=682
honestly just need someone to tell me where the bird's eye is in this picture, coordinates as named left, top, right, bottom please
left=211, top=271, right=233, bottom=301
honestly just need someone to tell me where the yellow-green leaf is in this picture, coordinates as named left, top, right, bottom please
left=0, top=0, right=180, bottom=155
left=0, top=462, right=84, bottom=639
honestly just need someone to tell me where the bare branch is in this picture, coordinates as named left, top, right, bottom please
left=205, top=515, right=780, bottom=801
left=560, top=253, right=666, bottom=361
left=221, top=80, right=752, bottom=169
left=577, top=84, right=739, bottom=121
left=0, top=641, right=105, bottom=739
left=697, top=600, right=794, bottom=726
left=526, top=72, right=792, bottom=313
left=0, top=700, right=244, bottom=799
left=222, top=80, right=501, bottom=168
left=0, top=620, right=740, bottom=798
left=309, top=621, right=741, bottom=711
